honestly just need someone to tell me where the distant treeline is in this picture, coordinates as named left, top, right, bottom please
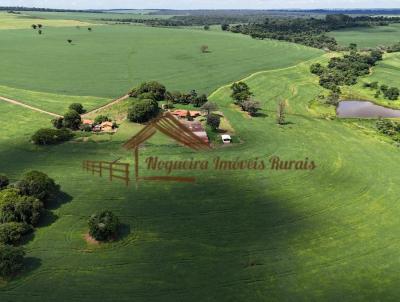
left=148, top=9, right=400, bottom=16
left=229, top=14, right=400, bottom=50
left=102, top=15, right=268, bottom=26
left=103, top=14, right=400, bottom=50
left=0, top=7, right=103, bottom=13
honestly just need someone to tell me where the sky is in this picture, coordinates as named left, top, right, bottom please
left=1, top=0, right=400, bottom=10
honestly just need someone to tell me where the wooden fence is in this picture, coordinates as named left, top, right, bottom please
left=82, top=160, right=130, bottom=186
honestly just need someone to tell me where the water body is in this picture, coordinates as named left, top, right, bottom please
left=337, top=100, right=400, bottom=118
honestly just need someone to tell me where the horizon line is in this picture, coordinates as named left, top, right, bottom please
left=2, top=7, right=400, bottom=11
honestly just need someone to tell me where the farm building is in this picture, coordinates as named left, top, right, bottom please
left=82, top=119, right=94, bottom=126
left=100, top=121, right=113, bottom=132
left=171, top=110, right=202, bottom=119
left=181, top=120, right=209, bottom=144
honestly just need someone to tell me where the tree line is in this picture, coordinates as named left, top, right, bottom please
left=228, top=14, right=400, bottom=50
left=0, top=171, right=61, bottom=278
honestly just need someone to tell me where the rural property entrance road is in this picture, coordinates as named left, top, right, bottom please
left=0, top=95, right=62, bottom=117
left=0, top=94, right=130, bottom=118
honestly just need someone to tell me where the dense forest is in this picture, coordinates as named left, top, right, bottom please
left=228, top=14, right=400, bottom=50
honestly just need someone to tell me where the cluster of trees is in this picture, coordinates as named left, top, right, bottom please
left=228, top=14, right=400, bottom=50
left=128, top=81, right=209, bottom=123
left=376, top=119, right=400, bottom=141
left=128, top=99, right=160, bottom=123
left=31, top=128, right=73, bottom=145
left=364, top=82, right=400, bottom=100
left=206, top=114, right=221, bottom=131
left=52, top=104, right=84, bottom=131
left=32, top=103, right=87, bottom=145
left=31, top=24, right=43, bottom=35
left=101, top=14, right=264, bottom=27
left=310, top=50, right=383, bottom=93
left=0, top=171, right=60, bottom=277
left=166, top=90, right=208, bottom=107
left=230, top=82, right=261, bottom=116
left=88, top=211, right=120, bottom=242
left=387, top=42, right=400, bottom=53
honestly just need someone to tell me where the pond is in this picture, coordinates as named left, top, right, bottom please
left=337, top=100, right=400, bottom=118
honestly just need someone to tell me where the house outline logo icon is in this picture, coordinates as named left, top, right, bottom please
left=83, top=112, right=211, bottom=185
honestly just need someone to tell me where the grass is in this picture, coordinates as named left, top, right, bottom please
left=329, top=23, right=400, bottom=48
left=2, top=50, right=400, bottom=301
left=0, top=24, right=321, bottom=104
left=341, top=52, right=400, bottom=109
left=0, top=12, right=92, bottom=30
left=0, top=85, right=110, bottom=114
left=19, top=11, right=175, bottom=23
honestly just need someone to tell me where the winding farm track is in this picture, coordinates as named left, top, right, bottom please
left=0, top=55, right=325, bottom=118
left=81, top=94, right=130, bottom=117
left=0, top=93, right=130, bottom=118
left=0, top=95, right=62, bottom=117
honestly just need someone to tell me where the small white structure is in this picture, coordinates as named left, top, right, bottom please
left=221, top=134, right=232, bottom=144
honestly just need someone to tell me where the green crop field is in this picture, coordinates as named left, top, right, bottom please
left=0, top=12, right=93, bottom=29
left=0, top=24, right=321, bottom=113
left=19, top=11, right=175, bottom=23
left=2, top=10, right=400, bottom=302
left=1, top=50, right=400, bottom=301
left=329, top=23, right=400, bottom=48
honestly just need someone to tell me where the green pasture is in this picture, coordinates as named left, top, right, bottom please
left=19, top=11, right=174, bottom=23
left=0, top=85, right=110, bottom=114
left=329, top=23, right=400, bottom=48
left=1, top=50, right=400, bottom=301
left=341, top=52, right=400, bottom=108
left=0, top=24, right=321, bottom=114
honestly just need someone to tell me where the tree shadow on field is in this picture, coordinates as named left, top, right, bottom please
left=47, top=190, right=73, bottom=210
left=113, top=175, right=320, bottom=302
left=36, top=210, right=58, bottom=228
left=21, top=257, right=42, bottom=278
left=253, top=112, right=268, bottom=118
left=117, top=222, right=131, bottom=241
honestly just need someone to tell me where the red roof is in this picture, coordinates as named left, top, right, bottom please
left=82, top=119, right=94, bottom=125
left=171, top=110, right=201, bottom=118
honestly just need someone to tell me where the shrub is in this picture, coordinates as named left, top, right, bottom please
left=16, top=171, right=59, bottom=204
left=376, top=119, right=400, bottom=136
left=88, top=211, right=119, bottom=241
left=31, top=128, right=73, bottom=145
left=242, top=100, right=261, bottom=116
left=0, top=222, right=32, bottom=244
left=231, top=82, right=252, bottom=105
left=0, top=189, right=43, bottom=225
left=200, top=45, right=209, bottom=53
left=221, top=23, right=229, bottom=31
left=384, top=87, right=400, bottom=101
left=69, top=103, right=85, bottom=114
left=130, top=81, right=166, bottom=101
left=128, top=99, right=159, bottom=123
left=51, top=117, right=64, bottom=129
left=201, top=102, right=218, bottom=116
left=81, top=124, right=92, bottom=132
left=63, top=110, right=82, bottom=130
left=310, top=63, right=325, bottom=76
left=94, top=115, right=109, bottom=125
left=0, top=244, right=25, bottom=277
left=191, top=94, right=208, bottom=107
left=0, top=175, right=9, bottom=190
left=207, top=114, right=221, bottom=131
